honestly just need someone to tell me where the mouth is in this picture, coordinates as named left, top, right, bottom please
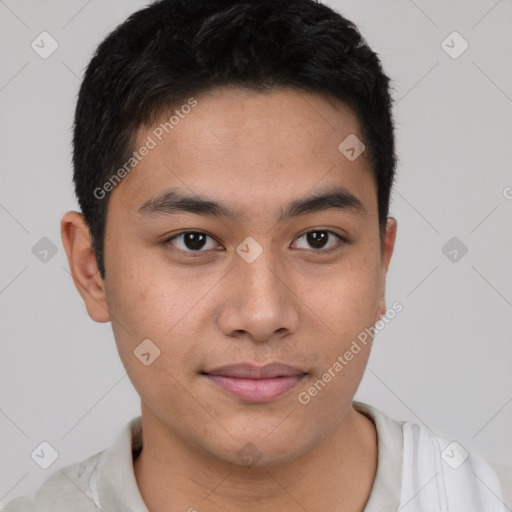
left=201, top=363, right=308, bottom=403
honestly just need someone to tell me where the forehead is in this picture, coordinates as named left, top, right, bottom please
left=111, top=86, right=377, bottom=222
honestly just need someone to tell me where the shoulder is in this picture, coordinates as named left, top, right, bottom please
left=354, top=402, right=512, bottom=511
left=485, top=458, right=512, bottom=509
left=401, top=420, right=511, bottom=511
left=1, top=450, right=106, bottom=512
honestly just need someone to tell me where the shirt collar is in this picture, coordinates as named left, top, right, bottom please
left=95, top=401, right=402, bottom=511
left=96, top=416, right=148, bottom=511
left=353, top=401, right=403, bottom=511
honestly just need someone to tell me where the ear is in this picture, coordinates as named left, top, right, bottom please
left=60, top=211, right=110, bottom=323
left=375, top=217, right=397, bottom=322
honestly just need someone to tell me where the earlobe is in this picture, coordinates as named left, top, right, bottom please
left=60, top=211, right=110, bottom=323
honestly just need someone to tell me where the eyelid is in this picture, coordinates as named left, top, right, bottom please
left=296, top=226, right=348, bottom=241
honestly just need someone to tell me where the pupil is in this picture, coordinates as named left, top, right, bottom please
left=307, top=231, right=327, bottom=249
left=185, top=233, right=206, bottom=250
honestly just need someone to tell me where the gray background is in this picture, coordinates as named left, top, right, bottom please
left=1, top=0, right=511, bottom=505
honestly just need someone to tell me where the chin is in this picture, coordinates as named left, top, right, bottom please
left=197, top=422, right=318, bottom=468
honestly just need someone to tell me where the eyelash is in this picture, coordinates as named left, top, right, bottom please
left=162, top=229, right=347, bottom=257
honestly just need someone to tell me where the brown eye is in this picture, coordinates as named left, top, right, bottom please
left=306, top=231, right=328, bottom=249
left=164, top=231, right=219, bottom=254
left=293, top=230, right=345, bottom=253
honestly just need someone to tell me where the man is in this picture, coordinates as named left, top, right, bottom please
left=3, top=0, right=510, bottom=510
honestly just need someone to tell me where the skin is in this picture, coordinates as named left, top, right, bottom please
left=61, top=86, right=397, bottom=512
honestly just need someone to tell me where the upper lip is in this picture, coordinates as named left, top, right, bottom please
left=203, top=363, right=307, bottom=379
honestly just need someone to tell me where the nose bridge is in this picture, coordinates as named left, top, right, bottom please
left=235, top=236, right=286, bottom=300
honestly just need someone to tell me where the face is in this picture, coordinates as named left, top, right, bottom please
left=63, top=86, right=396, bottom=466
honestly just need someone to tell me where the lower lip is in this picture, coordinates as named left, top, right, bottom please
left=204, top=374, right=306, bottom=403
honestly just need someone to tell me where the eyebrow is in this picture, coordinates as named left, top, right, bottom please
left=137, top=184, right=367, bottom=222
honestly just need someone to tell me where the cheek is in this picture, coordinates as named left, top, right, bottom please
left=306, top=253, right=382, bottom=335
left=104, top=268, right=204, bottom=420
left=297, top=251, right=381, bottom=402
left=297, top=266, right=379, bottom=419
left=105, top=238, right=192, bottom=333
left=104, top=256, right=215, bottom=375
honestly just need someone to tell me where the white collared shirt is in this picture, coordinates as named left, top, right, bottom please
left=3, top=401, right=511, bottom=511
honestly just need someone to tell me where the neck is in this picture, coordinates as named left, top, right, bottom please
left=133, top=404, right=377, bottom=512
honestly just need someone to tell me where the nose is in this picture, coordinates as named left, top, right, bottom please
left=216, top=243, right=300, bottom=344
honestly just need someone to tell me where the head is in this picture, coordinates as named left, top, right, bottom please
left=62, top=0, right=397, bottom=467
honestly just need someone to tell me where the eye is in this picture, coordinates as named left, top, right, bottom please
left=163, top=231, right=220, bottom=255
left=292, top=229, right=346, bottom=253
left=163, top=229, right=347, bottom=257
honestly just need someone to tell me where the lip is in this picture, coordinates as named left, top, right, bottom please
left=204, top=362, right=306, bottom=379
left=202, top=363, right=308, bottom=403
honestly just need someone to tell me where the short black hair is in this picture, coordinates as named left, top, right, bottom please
left=73, top=0, right=396, bottom=279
